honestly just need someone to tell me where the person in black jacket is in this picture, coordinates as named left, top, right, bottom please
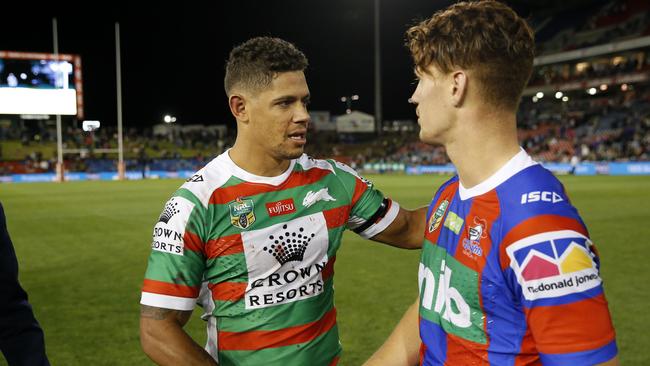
left=0, top=202, right=50, bottom=366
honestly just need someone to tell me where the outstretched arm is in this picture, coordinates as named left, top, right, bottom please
left=140, top=305, right=217, bottom=366
left=371, top=206, right=427, bottom=249
left=364, top=298, right=421, bottom=366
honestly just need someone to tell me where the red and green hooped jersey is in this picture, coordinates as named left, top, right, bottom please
left=141, top=151, right=399, bottom=365
left=418, top=150, right=617, bottom=365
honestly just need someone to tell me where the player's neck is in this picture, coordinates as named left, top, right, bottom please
left=229, top=140, right=291, bottom=177
left=446, top=110, right=521, bottom=189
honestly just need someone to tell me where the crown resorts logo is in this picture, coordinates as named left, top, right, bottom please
left=263, top=224, right=315, bottom=265
left=158, top=198, right=180, bottom=224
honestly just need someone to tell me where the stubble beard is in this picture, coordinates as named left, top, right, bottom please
left=271, top=142, right=304, bottom=161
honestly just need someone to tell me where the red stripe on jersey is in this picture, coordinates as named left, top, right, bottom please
left=183, top=231, right=204, bottom=254
left=525, top=293, right=616, bottom=354
left=328, top=356, right=339, bottom=366
left=205, top=233, right=243, bottom=259
left=209, top=281, right=246, bottom=302
left=322, top=256, right=336, bottom=280
left=351, top=178, right=368, bottom=207
left=142, top=279, right=199, bottom=298
left=451, top=189, right=500, bottom=360
left=323, top=205, right=351, bottom=229
left=514, top=328, right=541, bottom=366
left=424, top=181, right=459, bottom=245
left=418, top=341, right=426, bottom=365
left=445, top=333, right=489, bottom=365
left=499, top=215, right=589, bottom=271
left=210, top=168, right=332, bottom=205
left=453, top=190, right=500, bottom=273
left=218, top=307, right=337, bottom=350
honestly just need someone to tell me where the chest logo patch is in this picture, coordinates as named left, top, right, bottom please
left=229, top=197, right=256, bottom=229
left=462, top=216, right=487, bottom=258
left=428, top=200, right=449, bottom=233
left=303, top=187, right=336, bottom=208
left=266, top=198, right=296, bottom=217
left=240, top=213, right=329, bottom=310
left=263, top=224, right=316, bottom=264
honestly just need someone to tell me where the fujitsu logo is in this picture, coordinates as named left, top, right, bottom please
left=266, top=198, right=296, bottom=217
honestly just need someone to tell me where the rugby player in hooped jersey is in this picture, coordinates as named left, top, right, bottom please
left=139, top=37, right=427, bottom=366
left=364, top=1, right=618, bottom=366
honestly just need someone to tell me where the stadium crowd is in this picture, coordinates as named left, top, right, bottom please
left=1, top=0, right=650, bottom=175
left=1, top=80, right=649, bottom=174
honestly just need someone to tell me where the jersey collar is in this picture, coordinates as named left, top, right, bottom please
left=458, top=148, right=537, bottom=201
left=217, top=149, right=297, bottom=186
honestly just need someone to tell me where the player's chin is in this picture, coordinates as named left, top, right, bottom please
left=278, top=145, right=304, bottom=160
left=419, top=130, right=438, bottom=145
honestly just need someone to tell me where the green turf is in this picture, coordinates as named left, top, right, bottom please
left=0, top=175, right=648, bottom=365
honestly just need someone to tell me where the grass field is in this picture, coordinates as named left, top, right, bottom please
left=0, top=175, right=648, bottom=365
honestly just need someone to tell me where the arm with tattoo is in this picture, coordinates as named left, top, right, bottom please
left=140, top=305, right=217, bottom=366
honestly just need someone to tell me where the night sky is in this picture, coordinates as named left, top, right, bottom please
left=0, top=1, right=543, bottom=130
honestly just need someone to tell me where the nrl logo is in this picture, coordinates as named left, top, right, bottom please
left=302, top=188, right=336, bottom=208
left=229, top=197, right=256, bottom=229
left=428, top=200, right=449, bottom=233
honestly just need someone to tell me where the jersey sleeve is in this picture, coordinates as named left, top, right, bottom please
left=330, top=160, right=399, bottom=239
left=499, top=214, right=617, bottom=365
left=140, top=189, right=208, bottom=311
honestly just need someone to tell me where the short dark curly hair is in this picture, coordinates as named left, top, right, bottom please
left=224, top=37, right=308, bottom=95
left=406, top=1, right=535, bottom=110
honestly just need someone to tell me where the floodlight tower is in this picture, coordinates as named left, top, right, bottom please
left=53, top=18, right=65, bottom=182
left=116, top=22, right=126, bottom=180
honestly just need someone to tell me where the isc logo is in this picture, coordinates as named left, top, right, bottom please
left=520, top=191, right=564, bottom=204
left=418, top=262, right=471, bottom=328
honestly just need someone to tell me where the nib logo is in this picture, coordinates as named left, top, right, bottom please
left=158, top=198, right=180, bottom=224
left=263, top=224, right=315, bottom=265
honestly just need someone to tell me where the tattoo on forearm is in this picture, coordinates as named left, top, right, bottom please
left=141, top=305, right=173, bottom=320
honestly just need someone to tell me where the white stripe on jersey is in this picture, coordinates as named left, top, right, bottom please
left=357, top=200, right=400, bottom=239
left=140, top=292, right=197, bottom=311
left=197, top=283, right=219, bottom=362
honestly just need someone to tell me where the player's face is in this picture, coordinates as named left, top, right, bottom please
left=410, top=66, right=453, bottom=145
left=247, top=71, right=311, bottom=160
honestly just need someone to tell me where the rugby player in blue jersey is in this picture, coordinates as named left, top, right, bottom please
left=365, top=1, right=618, bottom=365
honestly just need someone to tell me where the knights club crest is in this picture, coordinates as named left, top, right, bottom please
left=229, top=197, right=256, bottom=229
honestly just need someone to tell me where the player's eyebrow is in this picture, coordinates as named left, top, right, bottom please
left=272, top=94, right=311, bottom=104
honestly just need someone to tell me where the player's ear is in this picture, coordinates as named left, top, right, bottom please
left=228, top=94, right=249, bottom=123
left=450, top=70, right=467, bottom=108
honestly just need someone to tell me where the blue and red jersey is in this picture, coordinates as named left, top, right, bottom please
left=418, top=149, right=617, bottom=365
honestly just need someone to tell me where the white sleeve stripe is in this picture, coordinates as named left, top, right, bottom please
left=358, top=200, right=400, bottom=239
left=140, top=292, right=197, bottom=311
